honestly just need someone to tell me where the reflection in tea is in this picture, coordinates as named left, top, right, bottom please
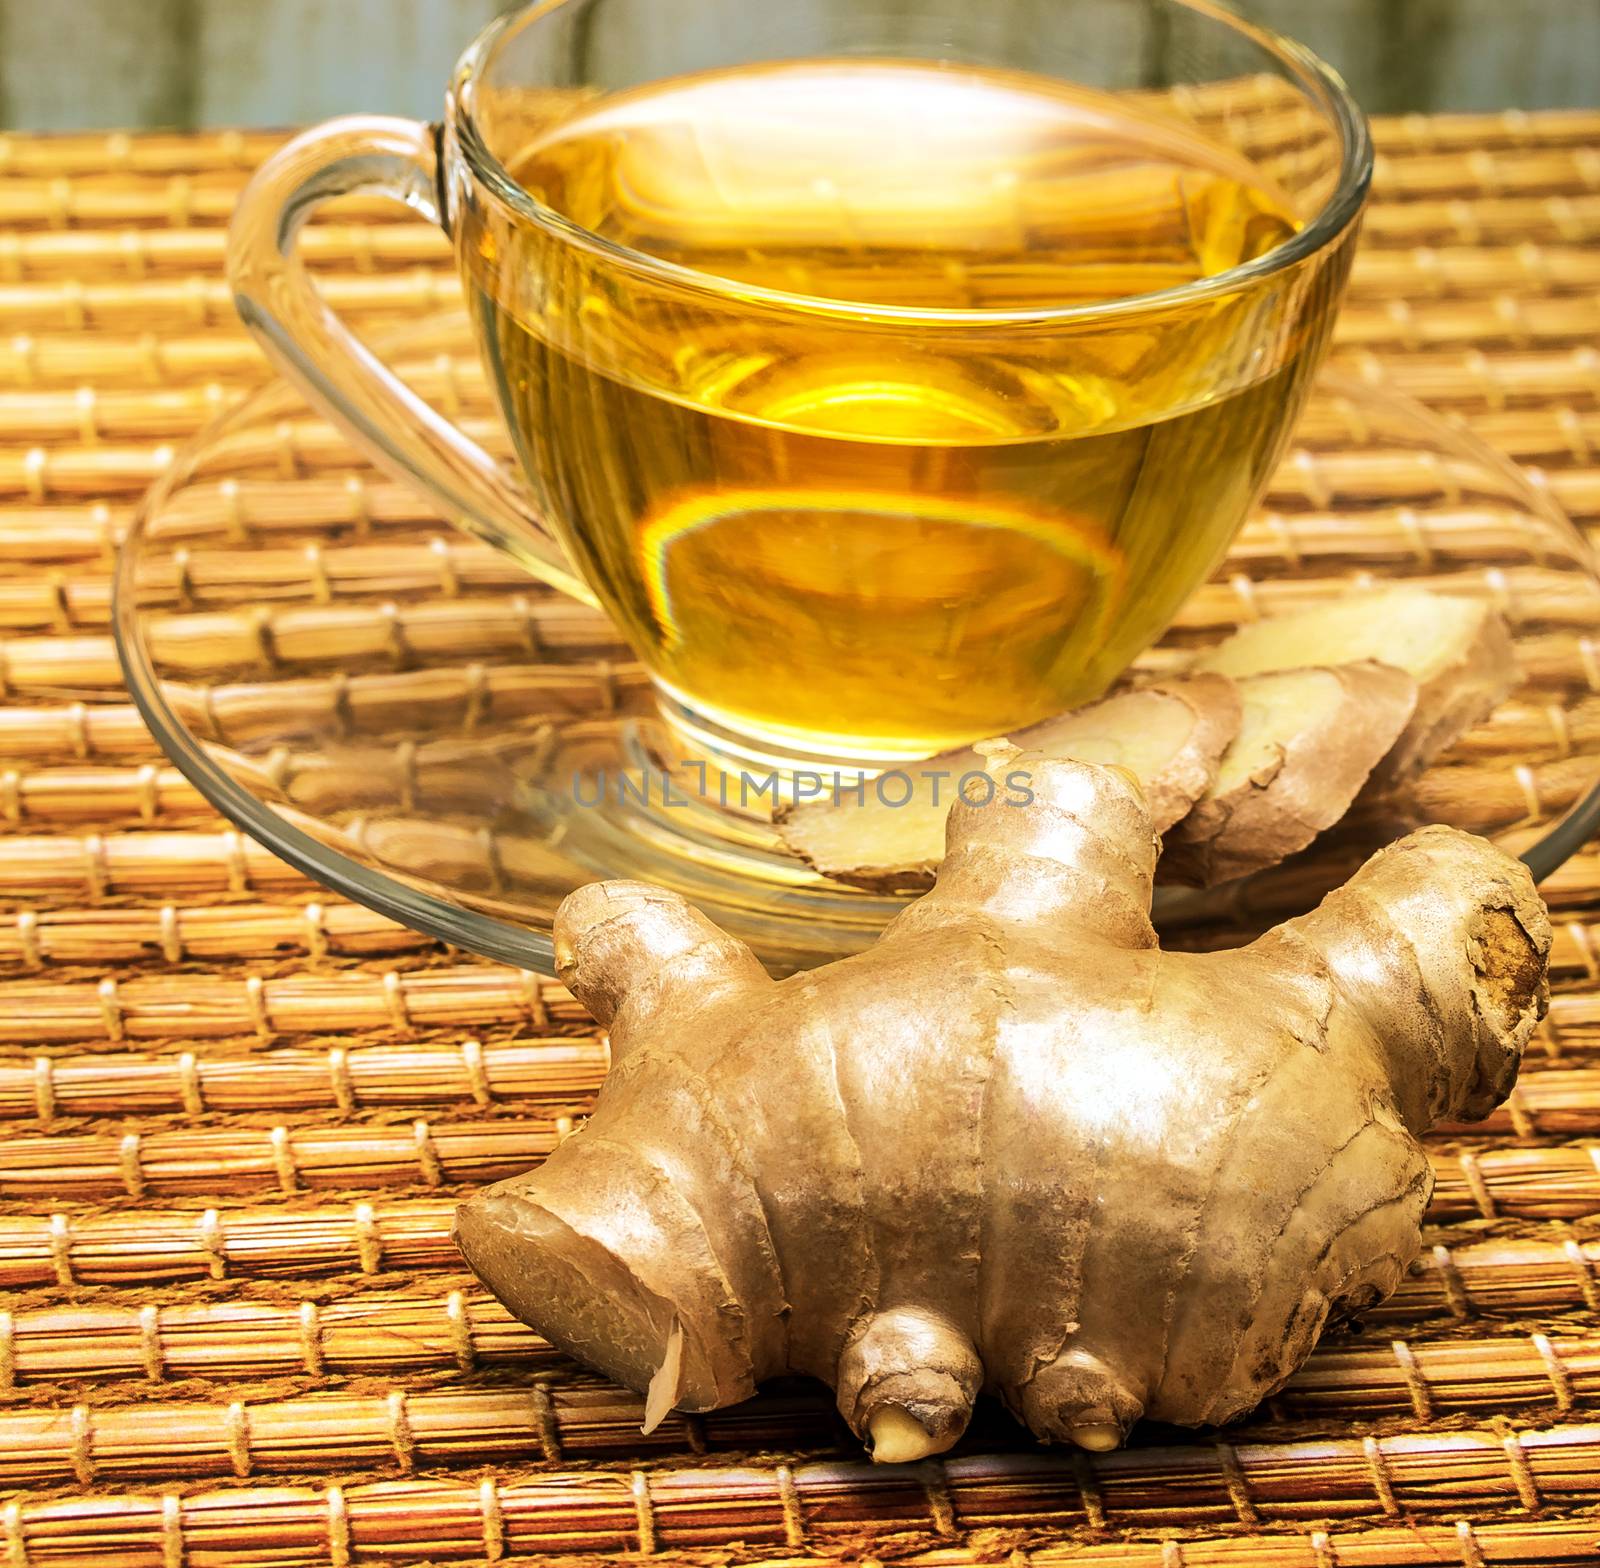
left=464, top=60, right=1340, bottom=758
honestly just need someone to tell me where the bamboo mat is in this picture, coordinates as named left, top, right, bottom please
left=1, top=113, right=1600, bottom=1568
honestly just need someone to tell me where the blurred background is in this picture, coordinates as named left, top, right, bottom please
left=4, top=0, right=1598, bottom=131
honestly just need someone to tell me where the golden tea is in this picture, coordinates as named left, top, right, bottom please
left=463, top=59, right=1337, bottom=759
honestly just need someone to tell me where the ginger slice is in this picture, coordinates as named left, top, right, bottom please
left=776, top=673, right=1241, bottom=890
left=1160, top=663, right=1418, bottom=888
left=1193, top=587, right=1514, bottom=782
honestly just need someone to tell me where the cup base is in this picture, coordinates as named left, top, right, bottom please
left=649, top=676, right=960, bottom=784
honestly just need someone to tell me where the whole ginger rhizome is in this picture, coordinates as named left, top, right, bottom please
left=457, top=751, right=1550, bottom=1460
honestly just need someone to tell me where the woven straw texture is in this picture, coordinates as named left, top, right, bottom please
left=2, top=111, right=1600, bottom=1567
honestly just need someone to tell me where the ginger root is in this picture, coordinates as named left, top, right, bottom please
left=1162, top=662, right=1417, bottom=887
left=456, top=754, right=1549, bottom=1460
left=1195, top=586, right=1513, bottom=782
left=777, top=674, right=1240, bottom=889
left=779, top=588, right=1514, bottom=890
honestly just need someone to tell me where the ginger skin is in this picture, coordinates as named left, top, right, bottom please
left=456, top=756, right=1550, bottom=1460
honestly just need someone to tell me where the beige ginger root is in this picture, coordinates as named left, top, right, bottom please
left=1195, top=586, right=1514, bottom=781
left=777, top=674, right=1240, bottom=889
left=781, top=588, right=1512, bottom=890
left=456, top=754, right=1549, bottom=1460
left=1162, top=662, right=1418, bottom=887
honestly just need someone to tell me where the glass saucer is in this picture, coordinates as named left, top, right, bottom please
left=115, top=316, right=1600, bottom=974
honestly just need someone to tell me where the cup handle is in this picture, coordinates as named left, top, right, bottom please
left=227, top=114, right=595, bottom=605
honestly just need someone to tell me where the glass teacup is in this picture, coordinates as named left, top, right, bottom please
left=229, top=0, right=1371, bottom=770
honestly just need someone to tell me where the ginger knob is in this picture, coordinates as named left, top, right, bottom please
left=456, top=753, right=1549, bottom=1455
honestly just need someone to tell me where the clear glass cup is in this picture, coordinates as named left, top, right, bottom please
left=227, top=0, right=1372, bottom=770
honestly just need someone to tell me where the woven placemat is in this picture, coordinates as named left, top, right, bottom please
left=0, top=112, right=1598, bottom=1567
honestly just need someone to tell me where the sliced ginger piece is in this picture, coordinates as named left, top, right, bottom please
left=777, top=673, right=1241, bottom=890
left=1161, top=663, right=1418, bottom=887
left=1194, top=587, right=1514, bottom=782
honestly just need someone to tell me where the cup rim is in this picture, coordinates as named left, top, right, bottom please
left=450, top=0, right=1373, bottom=328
